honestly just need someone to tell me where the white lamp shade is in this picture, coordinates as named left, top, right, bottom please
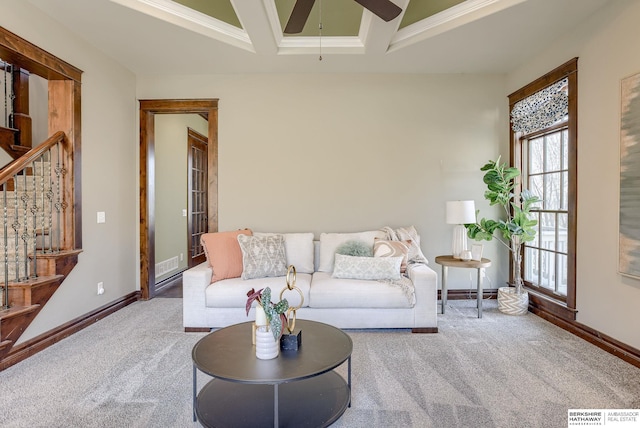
left=446, top=200, right=476, bottom=225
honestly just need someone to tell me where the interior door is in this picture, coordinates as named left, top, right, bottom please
left=187, top=127, right=208, bottom=267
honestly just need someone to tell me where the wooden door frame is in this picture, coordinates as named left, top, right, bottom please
left=139, top=99, right=218, bottom=299
left=187, top=127, right=208, bottom=268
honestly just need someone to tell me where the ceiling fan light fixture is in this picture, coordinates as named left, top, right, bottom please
left=283, top=0, right=402, bottom=35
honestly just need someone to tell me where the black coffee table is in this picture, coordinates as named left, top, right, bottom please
left=192, top=319, right=353, bottom=427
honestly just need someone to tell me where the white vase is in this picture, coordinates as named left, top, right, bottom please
left=497, top=286, right=529, bottom=315
left=252, top=305, right=268, bottom=344
left=255, top=326, right=279, bottom=359
left=255, top=305, right=267, bottom=326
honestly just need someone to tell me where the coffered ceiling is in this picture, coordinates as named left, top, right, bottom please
left=25, top=0, right=608, bottom=75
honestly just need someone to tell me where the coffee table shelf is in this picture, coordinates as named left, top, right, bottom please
left=192, top=319, right=353, bottom=428
left=196, top=371, right=349, bottom=427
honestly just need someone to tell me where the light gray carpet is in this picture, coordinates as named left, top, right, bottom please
left=1, top=298, right=639, bottom=427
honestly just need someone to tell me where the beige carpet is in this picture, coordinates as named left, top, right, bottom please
left=1, top=298, right=639, bottom=427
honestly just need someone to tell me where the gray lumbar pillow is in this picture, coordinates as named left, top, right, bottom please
left=335, top=239, right=373, bottom=257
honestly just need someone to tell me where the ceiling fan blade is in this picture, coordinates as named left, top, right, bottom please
left=353, top=0, right=402, bottom=22
left=284, top=0, right=316, bottom=34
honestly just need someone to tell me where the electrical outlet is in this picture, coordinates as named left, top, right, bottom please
left=180, top=253, right=184, bottom=261
left=97, top=211, right=106, bottom=223
left=97, top=281, right=104, bottom=295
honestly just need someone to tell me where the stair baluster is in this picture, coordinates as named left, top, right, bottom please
left=12, top=175, right=19, bottom=282
left=30, top=159, right=37, bottom=278
left=46, top=156, right=54, bottom=253
left=2, top=186, right=7, bottom=309
left=1, top=141, right=63, bottom=288
left=21, top=171, right=28, bottom=281
left=54, top=144, right=65, bottom=252
left=2, top=60, right=13, bottom=129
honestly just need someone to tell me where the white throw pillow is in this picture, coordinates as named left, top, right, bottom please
left=254, top=232, right=315, bottom=273
left=237, top=234, right=287, bottom=280
left=332, top=254, right=402, bottom=280
left=318, top=230, right=386, bottom=272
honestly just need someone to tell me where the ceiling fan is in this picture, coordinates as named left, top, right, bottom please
left=283, top=0, right=403, bottom=34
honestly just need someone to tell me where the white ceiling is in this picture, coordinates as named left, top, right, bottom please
left=26, top=0, right=608, bottom=75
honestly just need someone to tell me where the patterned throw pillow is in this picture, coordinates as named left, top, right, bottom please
left=332, top=254, right=402, bottom=280
left=237, top=234, right=287, bottom=280
left=374, top=239, right=410, bottom=273
left=254, top=232, right=315, bottom=273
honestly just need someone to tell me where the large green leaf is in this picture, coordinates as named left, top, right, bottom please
left=467, top=156, right=539, bottom=248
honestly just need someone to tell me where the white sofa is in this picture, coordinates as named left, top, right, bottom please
left=183, top=229, right=439, bottom=333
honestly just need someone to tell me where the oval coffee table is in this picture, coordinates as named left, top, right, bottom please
left=192, top=319, right=353, bottom=427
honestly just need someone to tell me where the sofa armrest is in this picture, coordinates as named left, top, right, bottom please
left=407, top=263, right=438, bottom=330
left=182, top=262, right=212, bottom=329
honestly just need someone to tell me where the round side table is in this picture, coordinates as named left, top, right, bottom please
left=435, top=255, right=492, bottom=318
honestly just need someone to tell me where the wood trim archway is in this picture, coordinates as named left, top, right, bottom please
left=139, top=99, right=218, bottom=299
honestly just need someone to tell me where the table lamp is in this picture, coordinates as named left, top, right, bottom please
left=446, top=200, right=476, bottom=259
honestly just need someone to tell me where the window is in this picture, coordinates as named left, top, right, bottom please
left=509, top=59, right=577, bottom=319
left=524, top=127, right=569, bottom=296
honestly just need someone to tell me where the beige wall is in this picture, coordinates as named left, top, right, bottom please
left=9, top=0, right=637, bottom=356
left=507, top=0, right=640, bottom=350
left=1, top=0, right=138, bottom=343
left=154, top=114, right=208, bottom=282
left=137, top=73, right=510, bottom=290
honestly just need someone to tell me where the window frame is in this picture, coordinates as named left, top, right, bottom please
left=508, top=58, right=578, bottom=321
left=521, top=125, right=569, bottom=299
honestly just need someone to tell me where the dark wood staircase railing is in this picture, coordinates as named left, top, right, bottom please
left=0, top=131, right=80, bottom=361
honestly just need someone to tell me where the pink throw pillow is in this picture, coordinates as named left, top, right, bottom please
left=374, top=238, right=411, bottom=273
left=201, top=229, right=252, bottom=283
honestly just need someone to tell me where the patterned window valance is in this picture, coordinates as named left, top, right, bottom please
left=511, top=77, right=569, bottom=134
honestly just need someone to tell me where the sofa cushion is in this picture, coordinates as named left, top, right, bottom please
left=318, top=230, right=386, bottom=272
left=309, top=272, right=414, bottom=309
left=332, top=254, right=402, bottom=280
left=237, top=234, right=287, bottom=280
left=201, top=229, right=252, bottom=283
left=374, top=238, right=410, bottom=273
left=205, top=273, right=312, bottom=308
left=254, top=232, right=315, bottom=274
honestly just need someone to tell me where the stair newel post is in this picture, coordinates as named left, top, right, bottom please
left=3, top=185, right=8, bottom=309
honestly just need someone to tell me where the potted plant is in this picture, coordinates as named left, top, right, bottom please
left=246, top=287, right=289, bottom=340
left=465, top=157, right=540, bottom=315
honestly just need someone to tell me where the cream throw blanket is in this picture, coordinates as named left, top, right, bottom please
left=375, top=225, right=430, bottom=307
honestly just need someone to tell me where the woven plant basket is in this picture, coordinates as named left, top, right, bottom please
left=497, top=286, right=529, bottom=315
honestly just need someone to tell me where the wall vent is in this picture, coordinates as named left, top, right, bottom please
left=155, top=256, right=179, bottom=278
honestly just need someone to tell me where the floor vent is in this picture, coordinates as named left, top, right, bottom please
left=155, top=256, right=179, bottom=278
